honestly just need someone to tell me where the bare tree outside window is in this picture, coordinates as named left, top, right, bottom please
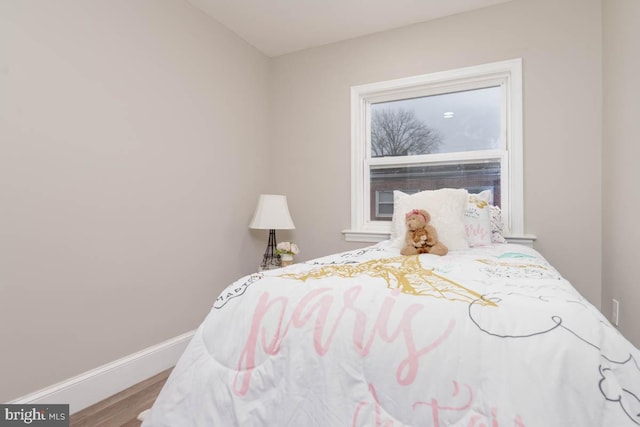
left=371, top=108, right=442, bottom=157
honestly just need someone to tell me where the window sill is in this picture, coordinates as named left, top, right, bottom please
left=341, top=229, right=392, bottom=243
left=342, top=229, right=537, bottom=247
left=503, top=234, right=537, bottom=247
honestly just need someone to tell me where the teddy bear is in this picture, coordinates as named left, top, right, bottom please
left=400, top=208, right=448, bottom=256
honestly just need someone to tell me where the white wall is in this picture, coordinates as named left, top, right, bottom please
left=0, top=0, right=269, bottom=402
left=269, top=0, right=603, bottom=306
left=602, top=0, right=640, bottom=346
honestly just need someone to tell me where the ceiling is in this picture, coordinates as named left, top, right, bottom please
left=186, top=0, right=513, bottom=57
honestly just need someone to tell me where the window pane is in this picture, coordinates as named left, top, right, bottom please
left=378, top=191, right=394, bottom=204
left=379, top=204, right=393, bottom=216
left=369, top=162, right=501, bottom=221
left=377, top=202, right=394, bottom=216
left=370, top=86, right=501, bottom=157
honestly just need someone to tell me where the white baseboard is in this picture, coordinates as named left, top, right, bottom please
left=9, top=330, right=195, bottom=414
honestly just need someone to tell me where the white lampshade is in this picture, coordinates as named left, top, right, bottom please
left=249, top=194, right=295, bottom=230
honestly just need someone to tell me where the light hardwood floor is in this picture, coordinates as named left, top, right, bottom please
left=69, top=368, right=171, bottom=427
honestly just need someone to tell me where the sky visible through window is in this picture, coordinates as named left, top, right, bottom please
left=371, top=86, right=501, bottom=155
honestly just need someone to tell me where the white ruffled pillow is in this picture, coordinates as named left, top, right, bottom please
left=391, top=188, right=469, bottom=251
left=464, top=190, right=493, bottom=247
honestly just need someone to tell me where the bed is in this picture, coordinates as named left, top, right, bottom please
left=143, top=190, right=640, bottom=426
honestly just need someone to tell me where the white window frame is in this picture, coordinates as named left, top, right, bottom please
left=343, top=59, right=531, bottom=244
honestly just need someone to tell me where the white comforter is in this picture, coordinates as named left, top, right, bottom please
left=143, top=243, right=640, bottom=426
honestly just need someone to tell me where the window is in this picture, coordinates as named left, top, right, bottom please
left=345, top=59, right=524, bottom=242
left=374, top=189, right=419, bottom=220
left=375, top=190, right=394, bottom=219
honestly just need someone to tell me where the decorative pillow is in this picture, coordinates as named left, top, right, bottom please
left=489, top=205, right=507, bottom=243
left=391, top=188, right=469, bottom=251
left=464, top=191, right=492, bottom=247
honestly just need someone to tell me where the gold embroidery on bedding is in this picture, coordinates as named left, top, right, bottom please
left=476, top=259, right=549, bottom=270
left=280, top=256, right=495, bottom=306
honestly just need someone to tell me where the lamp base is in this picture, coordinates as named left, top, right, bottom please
left=259, top=229, right=281, bottom=270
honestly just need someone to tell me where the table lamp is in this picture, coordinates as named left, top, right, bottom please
left=249, top=194, right=295, bottom=270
